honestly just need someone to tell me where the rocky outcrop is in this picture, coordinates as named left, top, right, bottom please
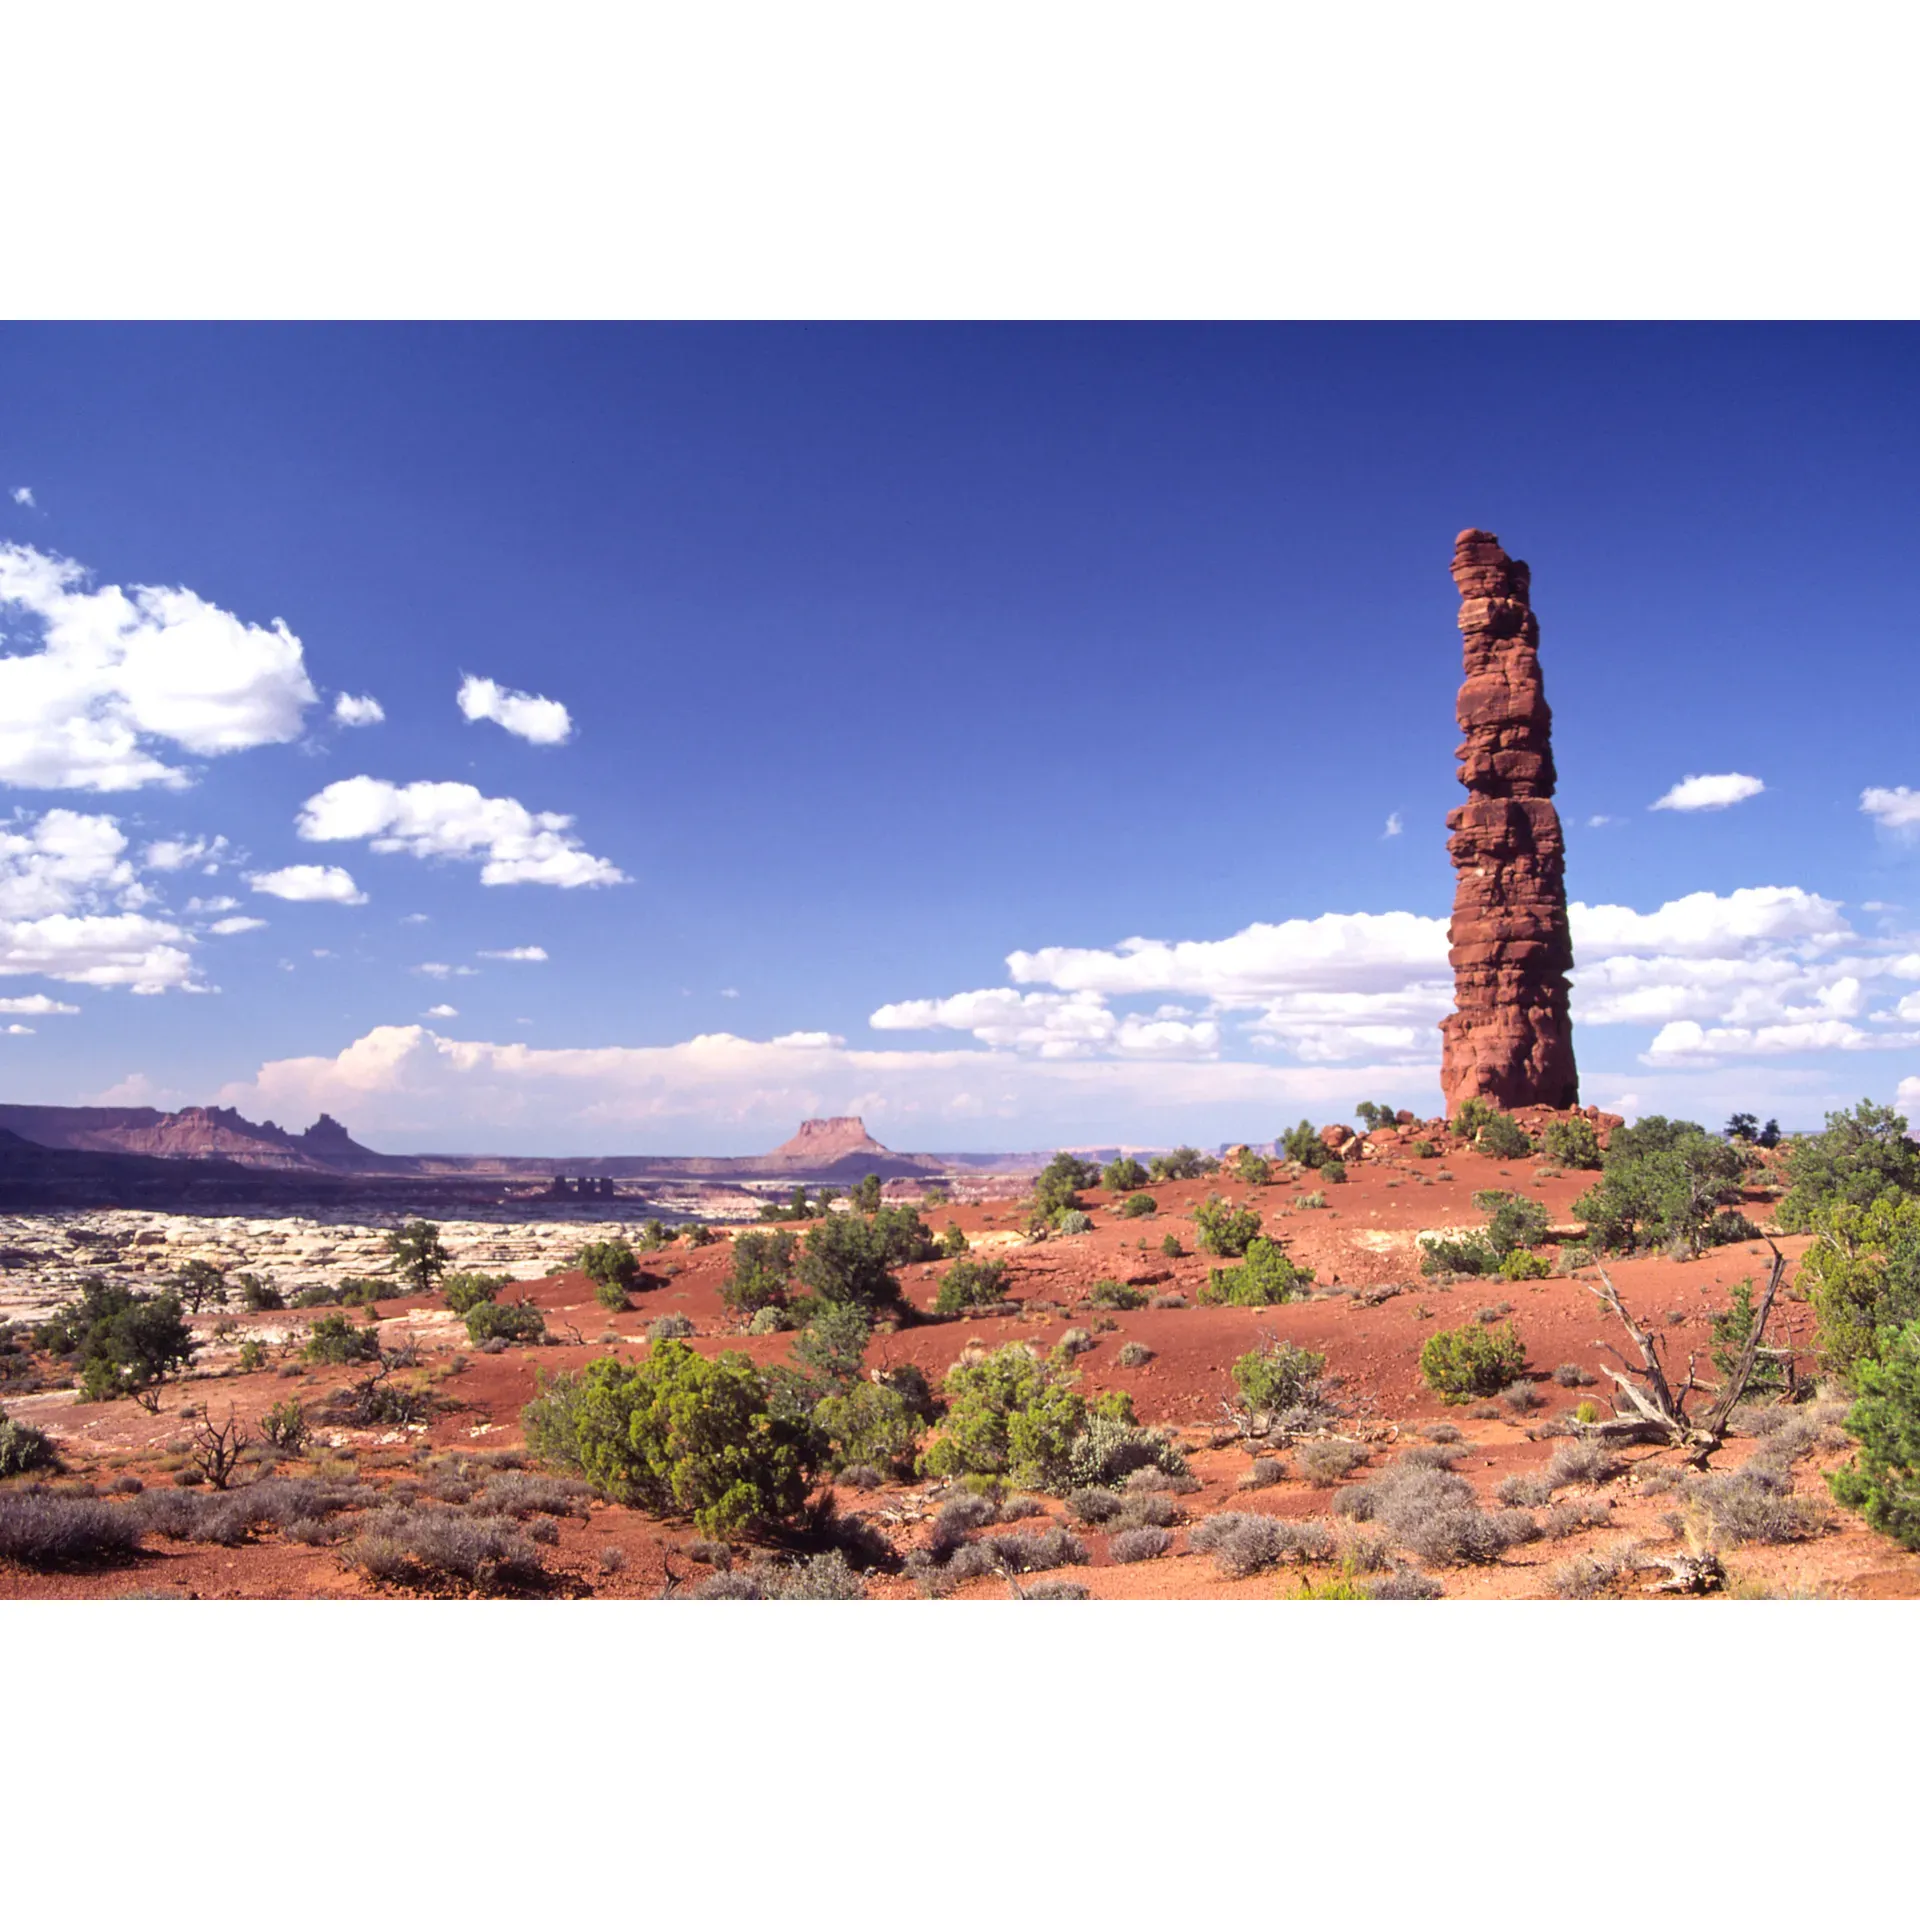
left=769, top=1117, right=889, bottom=1162
left=1438, top=529, right=1579, bottom=1116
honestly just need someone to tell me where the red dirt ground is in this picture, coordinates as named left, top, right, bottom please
left=6, top=1134, right=1915, bottom=1600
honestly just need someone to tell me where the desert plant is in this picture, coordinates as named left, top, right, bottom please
left=465, top=1301, right=547, bottom=1347
left=1193, top=1195, right=1263, bottom=1259
left=924, top=1345, right=1085, bottom=1490
left=342, top=1508, right=543, bottom=1593
left=172, top=1259, right=229, bottom=1313
left=1500, top=1249, right=1552, bottom=1282
left=1419, top=1324, right=1528, bottom=1403
left=1356, top=1101, right=1400, bottom=1133
left=442, top=1271, right=502, bottom=1314
left=1450, top=1097, right=1495, bottom=1139
left=1088, top=1279, right=1151, bottom=1311
left=238, top=1275, right=285, bottom=1312
left=581, top=1237, right=639, bottom=1288
left=1573, top=1116, right=1754, bottom=1255
left=0, top=1416, right=58, bottom=1477
left=1116, top=1341, right=1153, bottom=1367
left=1410, top=1140, right=1440, bottom=1160
left=1193, top=1512, right=1334, bottom=1578
left=259, top=1398, right=309, bottom=1452
left=1109, top=1525, right=1171, bottom=1562
left=1231, top=1148, right=1273, bottom=1186
left=1198, top=1235, right=1312, bottom=1306
left=1828, top=1319, right=1920, bottom=1549
left=1148, top=1146, right=1215, bottom=1182
left=522, top=1344, right=823, bottom=1536
left=1293, top=1436, right=1369, bottom=1486
left=1472, top=1189, right=1552, bottom=1256
left=1068, top=1414, right=1184, bottom=1489
left=935, top=1257, right=1010, bottom=1316
left=1119, top=1192, right=1158, bottom=1219
left=1280, top=1120, right=1330, bottom=1170
left=795, top=1210, right=926, bottom=1316
left=1798, top=1191, right=1920, bottom=1378
left=1540, top=1116, right=1603, bottom=1170
left=1102, top=1156, right=1148, bottom=1193
left=385, top=1219, right=450, bottom=1291
left=1230, top=1339, right=1329, bottom=1417
left=650, top=1312, right=697, bottom=1341
left=1689, top=1466, right=1828, bottom=1545
left=813, top=1380, right=925, bottom=1478
left=1319, top=1161, right=1349, bottom=1186
left=0, top=1491, right=143, bottom=1566
left=1776, top=1098, right=1920, bottom=1230
left=38, top=1279, right=195, bottom=1411
left=724, top=1231, right=794, bottom=1316
left=1475, top=1112, right=1532, bottom=1160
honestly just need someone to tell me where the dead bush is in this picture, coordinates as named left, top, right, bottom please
left=1023, top=1579, right=1091, bottom=1599
left=1238, top=1457, right=1288, bottom=1490
left=990, top=1526, right=1090, bottom=1573
left=1109, top=1525, right=1172, bottom=1562
left=1539, top=1499, right=1613, bottom=1540
left=1552, top=1363, right=1597, bottom=1388
left=474, top=1471, right=589, bottom=1519
left=1065, top=1486, right=1123, bottom=1526
left=1543, top=1438, right=1625, bottom=1488
left=931, top=1491, right=998, bottom=1553
left=1495, top=1473, right=1553, bottom=1508
left=769, top=1549, right=868, bottom=1599
left=693, top=1570, right=766, bottom=1599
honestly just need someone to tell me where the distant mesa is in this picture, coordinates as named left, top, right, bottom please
left=770, top=1116, right=888, bottom=1161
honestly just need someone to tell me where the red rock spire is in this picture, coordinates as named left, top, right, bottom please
left=1438, top=529, right=1579, bottom=1115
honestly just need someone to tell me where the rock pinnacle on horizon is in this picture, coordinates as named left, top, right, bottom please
left=1438, top=528, right=1579, bottom=1115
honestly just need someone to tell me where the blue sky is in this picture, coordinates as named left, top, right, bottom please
left=4, top=322, right=1920, bottom=1152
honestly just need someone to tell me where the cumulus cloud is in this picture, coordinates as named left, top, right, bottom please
left=10, top=488, right=34, bottom=508
left=1642, top=1018, right=1888, bottom=1065
left=0, top=542, right=317, bottom=791
left=1569, top=887, right=1848, bottom=959
left=332, top=691, right=385, bottom=727
left=414, top=961, right=477, bottom=979
left=871, top=987, right=1221, bottom=1060
left=424, top=1003, right=458, bottom=1018
left=0, top=807, right=197, bottom=991
left=217, top=1023, right=1420, bottom=1145
left=207, top=915, right=267, bottom=935
left=478, top=945, right=548, bottom=961
left=143, top=833, right=230, bottom=873
left=456, top=674, right=572, bottom=746
left=1862, top=787, right=1920, bottom=838
left=1651, top=772, right=1766, bottom=813
left=1383, top=812, right=1403, bottom=838
left=0, top=993, right=79, bottom=1014
left=248, top=864, right=367, bottom=905
left=296, top=776, right=624, bottom=888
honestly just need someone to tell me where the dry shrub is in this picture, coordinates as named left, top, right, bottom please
left=1191, top=1511, right=1334, bottom=1578
left=1109, top=1525, right=1172, bottom=1562
left=1333, top=1526, right=1394, bottom=1573
left=342, top=1509, right=544, bottom=1593
left=1544, top=1437, right=1626, bottom=1487
left=1124, top=1464, right=1199, bottom=1494
left=1543, top=1545, right=1637, bottom=1597
left=1495, top=1473, right=1553, bottom=1508
left=1294, top=1437, right=1370, bottom=1487
left=1539, top=1499, right=1613, bottom=1540
left=931, top=1491, right=998, bottom=1553
left=1367, top=1569, right=1443, bottom=1599
left=1065, top=1486, right=1122, bottom=1526
left=1024, top=1579, right=1091, bottom=1599
left=990, top=1526, right=1090, bottom=1573
left=0, top=1491, right=143, bottom=1567
left=1238, top=1457, right=1288, bottom=1490
left=1689, top=1467, right=1829, bottom=1546
left=1553, top=1363, right=1597, bottom=1388
left=474, top=1471, right=589, bottom=1519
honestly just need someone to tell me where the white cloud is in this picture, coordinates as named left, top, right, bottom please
left=332, top=691, right=385, bottom=727
left=1588, top=814, right=1616, bottom=828
left=184, top=895, right=238, bottom=913
left=1383, top=812, right=1403, bottom=838
left=424, top=1003, right=458, bottom=1018
left=1651, top=772, right=1766, bottom=813
left=10, top=488, right=33, bottom=508
left=0, top=807, right=198, bottom=992
left=1862, top=787, right=1920, bottom=837
left=456, top=674, right=572, bottom=746
left=400, top=911, right=429, bottom=925
left=478, top=945, right=548, bottom=961
left=414, top=961, right=478, bottom=979
left=207, top=915, right=267, bottom=935
left=248, top=863, right=367, bottom=905
left=1569, top=886, right=1848, bottom=959
left=719, top=986, right=740, bottom=998
left=0, top=993, right=79, bottom=1014
left=4, top=1022, right=32, bottom=1035
left=143, top=833, right=229, bottom=872
left=872, top=986, right=1221, bottom=1060
left=217, top=1022, right=1424, bottom=1145
left=296, top=776, right=624, bottom=888
left=0, top=541, right=317, bottom=791
left=1642, top=1018, right=1889, bottom=1065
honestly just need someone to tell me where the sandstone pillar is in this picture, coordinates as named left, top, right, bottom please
left=1438, top=529, right=1579, bottom=1114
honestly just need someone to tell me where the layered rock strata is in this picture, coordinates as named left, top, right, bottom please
left=1438, top=529, right=1579, bottom=1115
